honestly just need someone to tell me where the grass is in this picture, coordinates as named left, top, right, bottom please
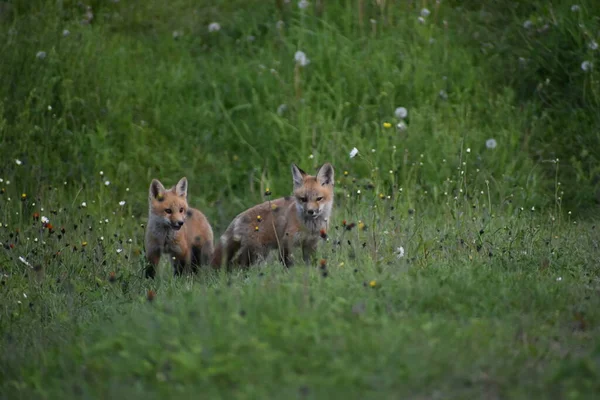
left=1, top=0, right=600, bottom=398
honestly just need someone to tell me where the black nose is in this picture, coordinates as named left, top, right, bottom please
left=307, top=209, right=315, bottom=215
left=177, top=221, right=184, bottom=227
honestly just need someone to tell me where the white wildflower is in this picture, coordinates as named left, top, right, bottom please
left=208, top=22, right=221, bottom=32
left=36, top=51, right=46, bottom=60
left=119, top=201, right=126, bottom=206
left=588, top=41, right=598, bottom=50
left=523, top=20, right=533, bottom=29
left=41, top=216, right=49, bottom=224
left=62, top=29, right=70, bottom=37
left=298, top=0, right=309, bottom=9
left=420, top=8, right=430, bottom=18
left=81, top=201, right=87, bottom=207
left=571, top=5, right=580, bottom=12
left=349, top=147, right=359, bottom=158
left=466, top=148, right=471, bottom=153
left=294, top=50, right=310, bottom=67
left=417, top=16, right=426, bottom=24
left=394, top=107, right=408, bottom=119
left=395, top=246, right=405, bottom=259
left=486, top=138, right=497, bottom=149
left=104, top=180, right=110, bottom=186
left=556, top=276, right=562, bottom=281
left=396, top=121, right=407, bottom=132
left=99, top=171, right=104, bottom=176
left=116, top=248, right=123, bottom=254
left=15, top=159, right=22, bottom=166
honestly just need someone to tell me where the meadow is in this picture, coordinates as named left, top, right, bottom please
left=1, top=0, right=599, bottom=398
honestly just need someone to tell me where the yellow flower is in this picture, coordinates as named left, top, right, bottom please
left=21, top=193, right=27, bottom=200
left=369, top=280, right=377, bottom=288
left=256, top=215, right=262, bottom=221
left=338, top=262, right=344, bottom=268
left=254, top=226, right=259, bottom=231
left=82, top=241, right=88, bottom=247
left=379, top=193, right=385, bottom=199
left=383, top=122, right=392, bottom=129
left=271, top=203, right=278, bottom=211
left=344, top=171, right=349, bottom=176
left=358, top=221, right=365, bottom=230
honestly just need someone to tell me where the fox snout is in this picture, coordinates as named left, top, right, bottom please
left=171, top=220, right=185, bottom=230
left=305, top=205, right=320, bottom=218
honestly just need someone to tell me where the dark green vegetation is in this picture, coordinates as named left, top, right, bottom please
left=1, top=1, right=599, bottom=399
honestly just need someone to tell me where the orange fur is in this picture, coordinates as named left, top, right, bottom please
left=144, top=177, right=214, bottom=278
left=212, top=163, right=334, bottom=269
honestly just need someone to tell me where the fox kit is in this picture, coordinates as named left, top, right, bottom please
left=212, top=163, right=334, bottom=268
left=144, top=177, right=214, bottom=278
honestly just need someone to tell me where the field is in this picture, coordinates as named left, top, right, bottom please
left=1, top=0, right=600, bottom=398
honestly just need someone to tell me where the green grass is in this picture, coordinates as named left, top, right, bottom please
left=1, top=0, right=600, bottom=398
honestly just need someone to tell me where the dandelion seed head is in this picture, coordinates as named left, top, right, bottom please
left=589, top=41, right=598, bottom=50
left=15, top=159, right=22, bottom=166
left=394, top=107, right=408, bottom=119
left=36, top=51, right=47, bottom=60
left=571, top=5, right=580, bottom=12
left=486, top=138, right=497, bottom=149
left=81, top=201, right=87, bottom=207
left=294, top=50, right=310, bottom=67
left=418, top=16, right=426, bottom=24
left=420, top=8, right=431, bottom=17
left=104, top=180, right=110, bottom=186
left=298, top=0, right=309, bottom=9
left=208, top=22, right=221, bottom=32
left=581, top=61, right=592, bottom=72
left=62, top=29, right=70, bottom=37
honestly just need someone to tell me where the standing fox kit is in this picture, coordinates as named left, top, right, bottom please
left=212, top=163, right=334, bottom=268
left=145, top=177, right=214, bottom=278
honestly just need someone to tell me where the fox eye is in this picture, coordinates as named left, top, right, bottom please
left=165, top=208, right=172, bottom=214
left=316, top=196, right=323, bottom=201
left=179, top=208, right=184, bottom=213
left=299, top=196, right=308, bottom=203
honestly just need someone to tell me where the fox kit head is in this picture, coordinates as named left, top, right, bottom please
left=148, top=177, right=189, bottom=231
left=291, top=163, right=334, bottom=222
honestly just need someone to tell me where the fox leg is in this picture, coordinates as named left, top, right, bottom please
left=278, top=245, right=294, bottom=267
left=302, top=240, right=318, bottom=266
left=145, top=249, right=161, bottom=279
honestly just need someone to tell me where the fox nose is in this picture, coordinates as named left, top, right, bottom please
left=307, top=209, right=316, bottom=216
left=177, top=221, right=184, bottom=227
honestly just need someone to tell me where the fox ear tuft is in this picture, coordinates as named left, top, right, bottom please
left=149, top=179, right=166, bottom=200
left=291, top=163, right=306, bottom=189
left=316, top=163, right=334, bottom=186
left=175, top=177, right=188, bottom=197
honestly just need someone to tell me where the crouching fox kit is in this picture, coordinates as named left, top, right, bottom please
left=212, top=163, right=334, bottom=268
left=145, top=177, right=214, bottom=278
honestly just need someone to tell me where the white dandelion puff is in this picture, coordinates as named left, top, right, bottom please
left=571, top=5, right=580, bottom=12
left=417, top=16, right=426, bottom=24
left=349, top=147, right=359, bottom=158
left=81, top=201, right=87, bottom=208
left=298, top=0, right=309, bottom=9
left=104, top=180, right=110, bottom=186
left=15, top=159, right=22, bottom=166
left=581, top=61, right=592, bottom=72
left=294, top=50, right=310, bottom=67
left=119, top=201, right=126, bottom=206
left=62, top=29, right=70, bottom=37
left=36, top=51, right=47, bottom=60
left=208, top=22, right=221, bottom=32
left=394, top=107, right=408, bottom=119
left=588, top=41, right=598, bottom=50
left=420, top=8, right=430, bottom=18
left=486, top=138, right=497, bottom=149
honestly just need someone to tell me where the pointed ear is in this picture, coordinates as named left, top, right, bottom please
left=175, top=177, right=188, bottom=197
left=316, top=163, right=334, bottom=186
left=291, top=163, right=306, bottom=189
left=149, top=179, right=166, bottom=200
